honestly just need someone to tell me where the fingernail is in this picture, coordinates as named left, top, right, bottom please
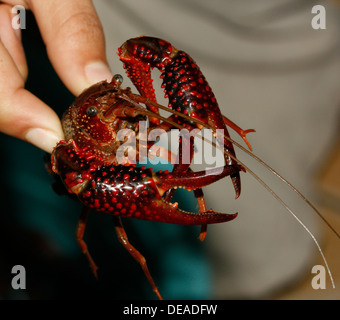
left=84, top=61, right=113, bottom=84
left=25, top=128, right=62, bottom=153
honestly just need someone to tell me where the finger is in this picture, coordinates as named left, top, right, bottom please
left=0, top=39, right=63, bottom=153
left=0, top=1, right=29, bottom=8
left=0, top=3, right=27, bottom=78
left=29, top=0, right=113, bottom=96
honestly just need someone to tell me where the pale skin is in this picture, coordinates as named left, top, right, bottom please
left=0, top=0, right=113, bottom=153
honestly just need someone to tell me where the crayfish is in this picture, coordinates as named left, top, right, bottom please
left=48, top=36, right=339, bottom=300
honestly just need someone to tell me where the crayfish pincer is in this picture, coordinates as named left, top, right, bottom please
left=48, top=36, right=258, bottom=299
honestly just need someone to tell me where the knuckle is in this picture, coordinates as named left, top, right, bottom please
left=56, top=10, right=104, bottom=49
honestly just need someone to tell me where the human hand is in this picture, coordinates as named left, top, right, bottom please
left=0, top=0, right=113, bottom=153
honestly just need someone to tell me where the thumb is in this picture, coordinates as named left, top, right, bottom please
left=30, top=0, right=113, bottom=96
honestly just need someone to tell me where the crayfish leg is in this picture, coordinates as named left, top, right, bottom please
left=162, top=135, right=209, bottom=240
left=222, top=115, right=255, bottom=151
left=76, top=206, right=99, bottom=279
left=112, top=216, right=163, bottom=300
left=193, top=189, right=208, bottom=242
left=199, top=225, right=207, bottom=242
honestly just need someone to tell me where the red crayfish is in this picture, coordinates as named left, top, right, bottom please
left=49, top=36, right=339, bottom=299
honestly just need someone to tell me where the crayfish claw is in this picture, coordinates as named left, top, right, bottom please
left=231, top=171, right=241, bottom=199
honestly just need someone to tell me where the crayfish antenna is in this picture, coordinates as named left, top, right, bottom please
left=220, top=133, right=340, bottom=241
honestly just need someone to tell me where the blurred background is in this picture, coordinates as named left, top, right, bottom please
left=0, top=0, right=339, bottom=299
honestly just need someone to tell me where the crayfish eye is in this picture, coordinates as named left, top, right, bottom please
left=113, top=74, right=123, bottom=84
left=86, top=105, right=98, bottom=117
